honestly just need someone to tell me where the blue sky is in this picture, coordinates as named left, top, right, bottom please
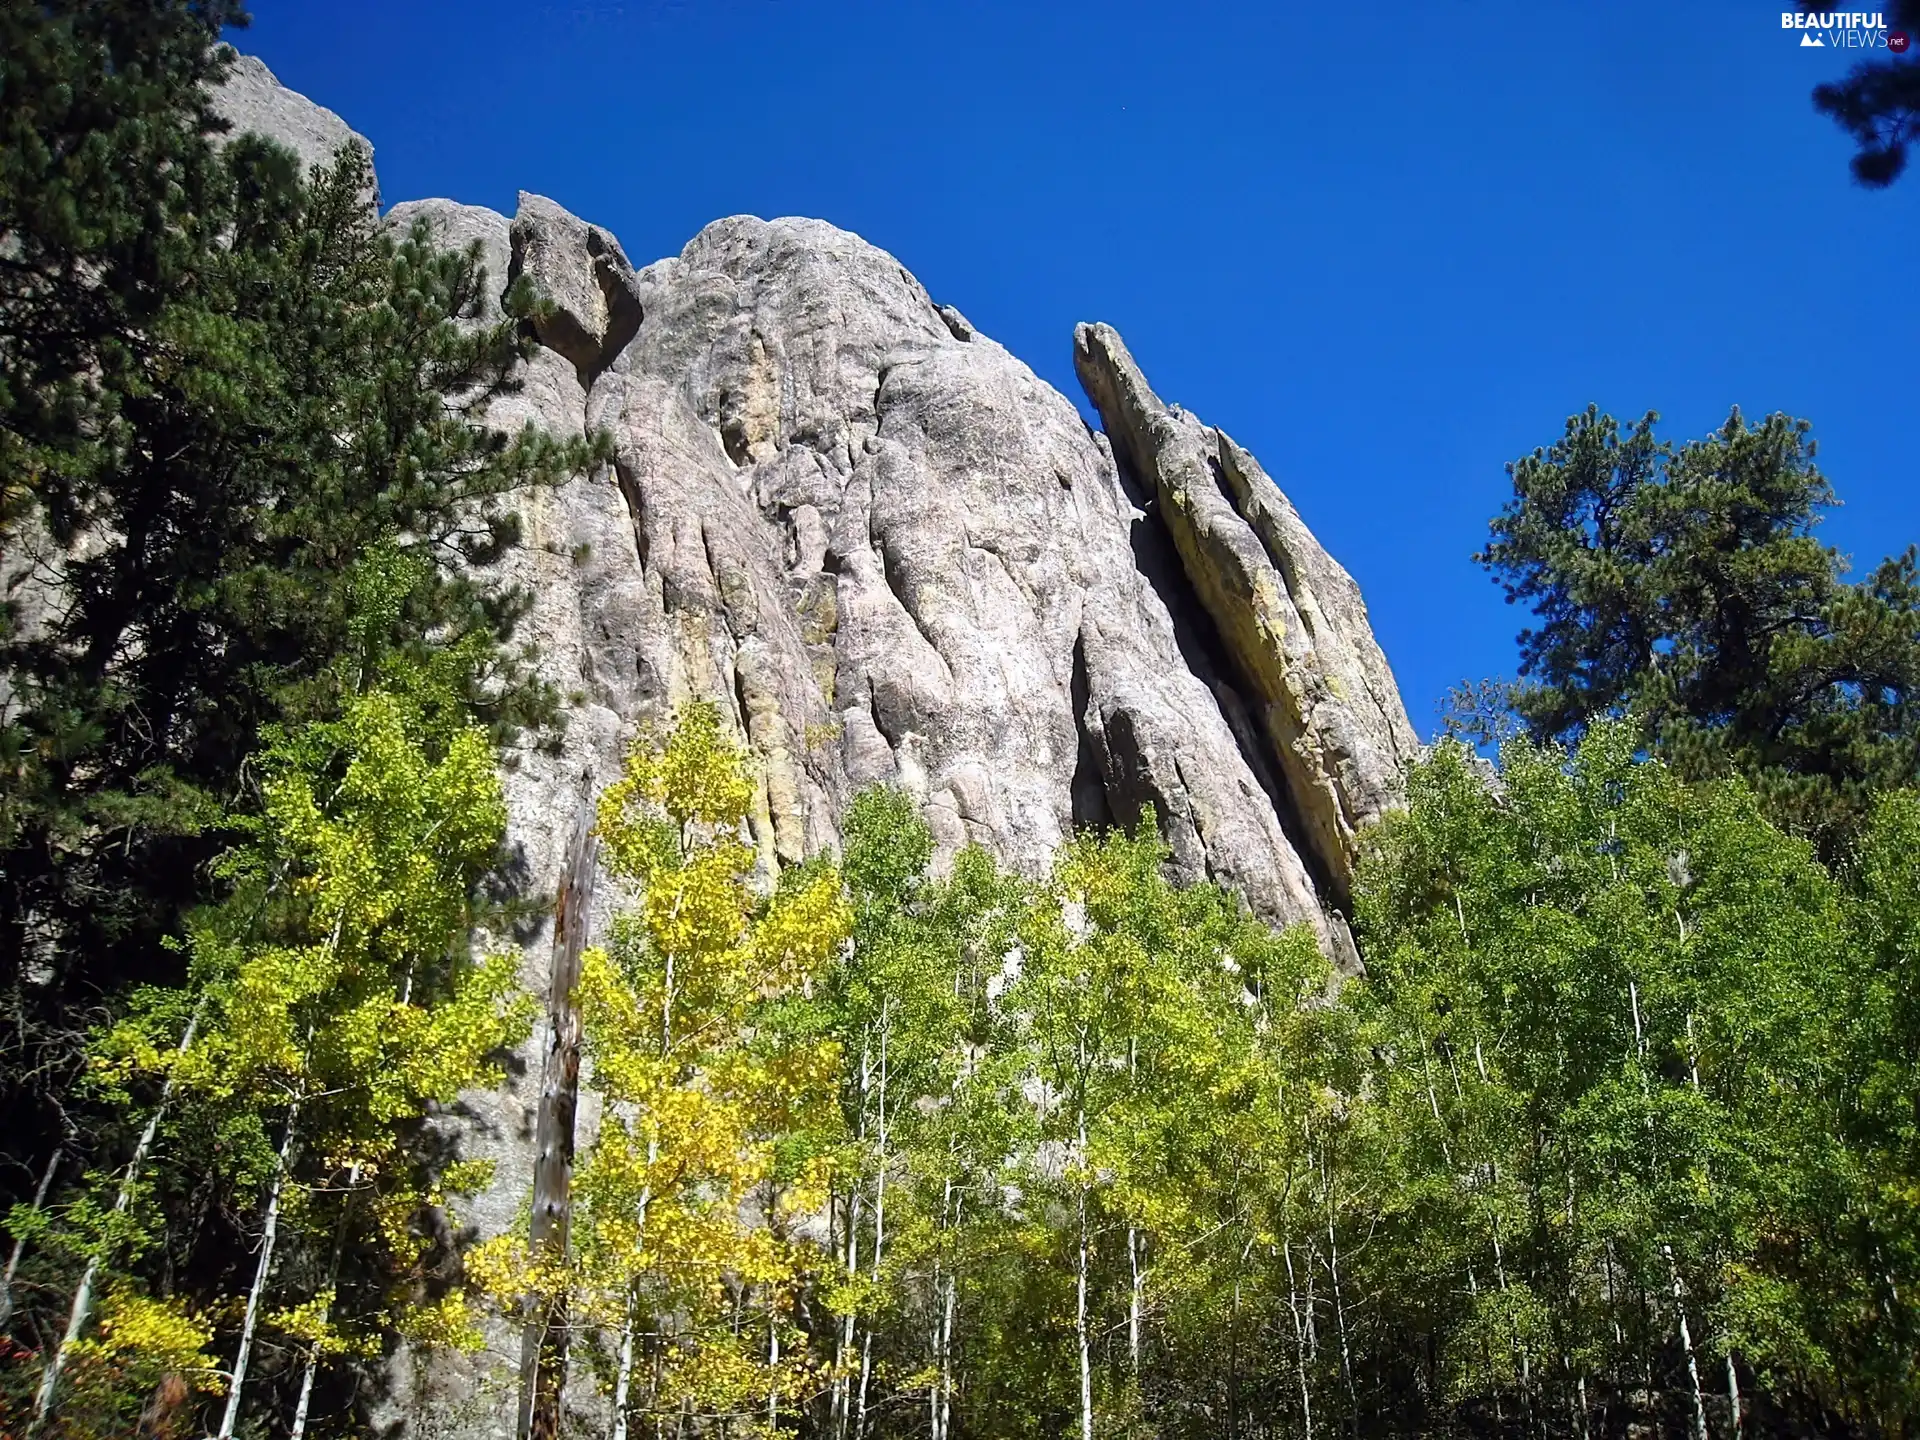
left=237, top=1, right=1918, bottom=737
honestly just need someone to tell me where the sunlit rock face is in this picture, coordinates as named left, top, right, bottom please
left=449, top=197, right=1418, bottom=958
left=215, top=55, right=1419, bottom=1437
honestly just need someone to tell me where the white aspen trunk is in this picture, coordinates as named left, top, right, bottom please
left=1487, top=1191, right=1532, bottom=1405
left=1683, top=1011, right=1742, bottom=1439
left=767, top=1300, right=781, bottom=1433
left=610, top=1129, right=658, bottom=1440
left=833, top=1035, right=870, bottom=1440
left=856, top=1003, right=891, bottom=1440
left=1076, top=1095, right=1093, bottom=1440
left=289, top=1352, right=321, bottom=1440
left=871, top=1006, right=890, bottom=1291
left=1304, top=1237, right=1318, bottom=1356
left=1604, top=1241, right=1623, bottom=1348
left=1323, top=1168, right=1358, bottom=1423
left=1, top=1146, right=60, bottom=1330
left=1665, top=1245, right=1709, bottom=1440
left=289, top=1157, right=366, bottom=1440
left=938, top=1261, right=957, bottom=1440
left=855, top=1334, right=874, bottom=1440
left=931, top=1174, right=955, bottom=1440
left=1125, top=1034, right=1142, bottom=1380
left=216, top=1098, right=301, bottom=1440
left=1076, top=1187, right=1093, bottom=1440
left=30, top=1004, right=201, bottom=1436
left=1127, top=1225, right=1142, bottom=1375
left=929, top=1254, right=944, bottom=1440
left=1283, top=1238, right=1314, bottom=1440
left=610, top=1288, right=639, bottom=1440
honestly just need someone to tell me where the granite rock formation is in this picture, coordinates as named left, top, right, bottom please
left=209, top=56, right=1421, bottom=1435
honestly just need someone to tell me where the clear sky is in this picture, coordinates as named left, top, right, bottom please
left=235, top=1, right=1919, bottom=738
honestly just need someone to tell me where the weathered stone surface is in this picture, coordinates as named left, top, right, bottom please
left=385, top=199, right=514, bottom=316
left=510, top=192, right=644, bottom=383
left=1074, top=322, right=1419, bottom=909
left=210, top=53, right=370, bottom=184
left=209, top=56, right=1423, bottom=1440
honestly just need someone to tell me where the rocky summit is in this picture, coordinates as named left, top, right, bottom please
left=220, top=54, right=1416, bottom=1429
left=219, top=62, right=1415, bottom=940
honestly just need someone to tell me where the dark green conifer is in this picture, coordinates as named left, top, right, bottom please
left=1466, top=404, right=1920, bottom=844
left=0, top=0, right=606, bottom=1278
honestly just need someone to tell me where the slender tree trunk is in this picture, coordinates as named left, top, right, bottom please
left=1, top=1146, right=60, bottom=1330
left=1322, top=1156, right=1358, bottom=1435
left=833, top=1035, right=869, bottom=1440
left=216, top=1096, right=301, bottom=1440
left=610, top=1124, right=658, bottom=1440
left=1076, top=1099, right=1093, bottom=1440
left=1284, top=1238, right=1314, bottom=1440
left=855, top=1332, right=875, bottom=1440
left=1127, top=1225, right=1143, bottom=1376
left=30, top=1004, right=202, bottom=1435
left=931, top=1174, right=956, bottom=1440
left=1665, top=1246, right=1709, bottom=1440
left=938, top=1249, right=957, bottom=1440
left=1679, top=1012, right=1742, bottom=1438
left=610, top=1288, right=639, bottom=1440
left=767, top=1298, right=781, bottom=1433
left=855, top=1003, right=891, bottom=1440
left=518, top=801, right=598, bottom=1440
left=288, top=1158, right=366, bottom=1440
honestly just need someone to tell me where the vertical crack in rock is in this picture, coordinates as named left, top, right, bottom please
left=1068, top=630, right=1115, bottom=830
left=1107, top=460, right=1349, bottom=919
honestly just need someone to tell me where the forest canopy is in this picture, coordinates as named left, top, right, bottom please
left=2, top=5, right=1917, bottom=1440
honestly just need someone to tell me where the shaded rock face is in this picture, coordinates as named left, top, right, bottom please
left=214, top=57, right=1419, bottom=1436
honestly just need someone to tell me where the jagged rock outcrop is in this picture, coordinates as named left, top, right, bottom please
left=1074, top=323, right=1420, bottom=911
left=486, top=202, right=1421, bottom=963
left=211, top=53, right=372, bottom=186
left=214, top=60, right=1419, bottom=959
left=210, top=57, right=1421, bottom=1437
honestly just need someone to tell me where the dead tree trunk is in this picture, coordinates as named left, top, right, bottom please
left=516, top=797, right=599, bottom=1440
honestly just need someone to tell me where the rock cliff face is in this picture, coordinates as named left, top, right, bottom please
left=215, top=56, right=1420, bottom=1433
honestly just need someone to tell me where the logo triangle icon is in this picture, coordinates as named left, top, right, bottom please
left=1800, top=31, right=1825, bottom=45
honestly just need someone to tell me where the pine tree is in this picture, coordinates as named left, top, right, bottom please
left=0, top=0, right=607, bottom=1329
left=1801, top=0, right=1920, bottom=185
left=1467, top=405, right=1920, bottom=844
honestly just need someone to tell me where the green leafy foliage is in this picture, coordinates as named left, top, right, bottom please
left=7, top=688, right=529, bottom=1437
left=1466, top=404, right=1920, bottom=844
left=0, top=0, right=607, bottom=1247
left=1345, top=729, right=1920, bottom=1434
left=473, top=704, right=850, bottom=1437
